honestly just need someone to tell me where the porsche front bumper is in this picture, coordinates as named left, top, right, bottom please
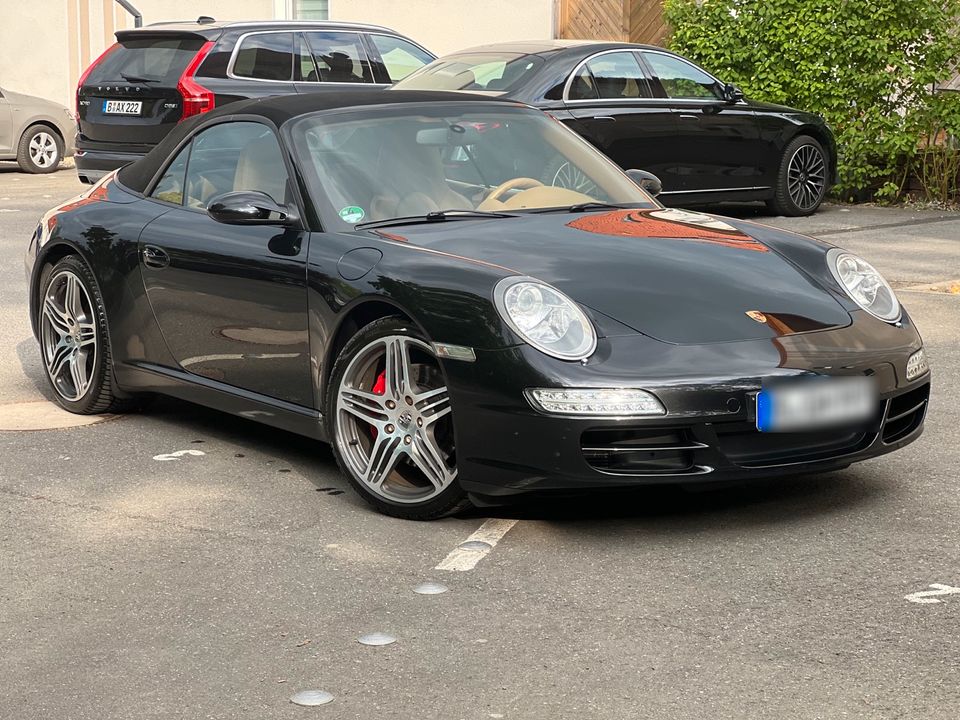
left=442, top=309, right=929, bottom=497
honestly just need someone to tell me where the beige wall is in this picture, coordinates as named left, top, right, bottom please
left=329, top=0, right=557, bottom=57
left=0, top=0, right=276, bottom=109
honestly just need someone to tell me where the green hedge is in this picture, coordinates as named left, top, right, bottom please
left=664, top=0, right=960, bottom=202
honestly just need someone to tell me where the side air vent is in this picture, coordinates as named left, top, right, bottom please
left=581, top=427, right=707, bottom=474
left=882, top=383, right=929, bottom=444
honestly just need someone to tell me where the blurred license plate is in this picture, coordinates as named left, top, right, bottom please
left=756, top=377, right=874, bottom=432
left=102, top=100, right=142, bottom=115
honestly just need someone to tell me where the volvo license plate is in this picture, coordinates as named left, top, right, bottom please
left=756, top=376, right=874, bottom=432
left=102, top=100, right=142, bottom=115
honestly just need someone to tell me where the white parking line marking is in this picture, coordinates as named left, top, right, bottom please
left=435, top=518, right=518, bottom=572
left=152, top=449, right=206, bottom=462
left=905, top=583, right=960, bottom=604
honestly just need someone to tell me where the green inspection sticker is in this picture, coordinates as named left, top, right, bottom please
left=339, top=205, right=365, bottom=224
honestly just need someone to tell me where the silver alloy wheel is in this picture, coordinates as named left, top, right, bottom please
left=551, top=161, right=599, bottom=196
left=335, top=335, right=456, bottom=504
left=787, top=144, right=826, bottom=211
left=29, top=131, right=59, bottom=168
left=40, top=270, right=97, bottom=402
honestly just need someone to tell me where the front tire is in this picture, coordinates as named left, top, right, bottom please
left=18, top=125, right=63, bottom=174
left=327, top=317, right=470, bottom=520
left=767, top=135, right=828, bottom=216
left=37, top=255, right=127, bottom=414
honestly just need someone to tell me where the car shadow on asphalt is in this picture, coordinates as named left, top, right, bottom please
left=472, top=471, right=892, bottom=528
left=143, top=395, right=892, bottom=529
left=14, top=336, right=56, bottom=402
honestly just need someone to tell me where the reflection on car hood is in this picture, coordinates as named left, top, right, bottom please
left=376, top=208, right=851, bottom=344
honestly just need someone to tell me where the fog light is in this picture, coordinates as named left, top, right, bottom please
left=526, top=388, right=665, bottom=416
left=906, top=348, right=928, bottom=381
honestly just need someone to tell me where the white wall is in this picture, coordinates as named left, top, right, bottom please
left=329, top=0, right=557, bottom=56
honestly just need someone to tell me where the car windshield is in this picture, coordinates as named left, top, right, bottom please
left=395, top=53, right=544, bottom=93
left=292, top=104, right=656, bottom=231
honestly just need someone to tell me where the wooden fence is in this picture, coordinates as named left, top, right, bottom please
left=558, top=0, right=669, bottom=46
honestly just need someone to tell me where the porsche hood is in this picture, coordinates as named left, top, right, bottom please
left=380, top=208, right=851, bottom=345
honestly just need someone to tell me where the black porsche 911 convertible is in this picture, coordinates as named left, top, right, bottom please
left=25, top=91, right=929, bottom=519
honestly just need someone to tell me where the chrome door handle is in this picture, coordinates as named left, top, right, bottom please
left=142, top=245, right=170, bottom=269
left=678, top=113, right=700, bottom=120
left=591, top=115, right=616, bottom=122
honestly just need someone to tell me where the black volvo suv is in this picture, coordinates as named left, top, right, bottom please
left=74, top=18, right=434, bottom=183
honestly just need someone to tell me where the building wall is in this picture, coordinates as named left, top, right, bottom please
left=328, top=0, right=557, bottom=56
left=0, top=0, right=276, bottom=109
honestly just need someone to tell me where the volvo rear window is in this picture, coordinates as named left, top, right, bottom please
left=85, top=36, right=205, bottom=85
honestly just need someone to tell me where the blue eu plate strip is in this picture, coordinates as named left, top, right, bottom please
left=756, top=390, right=773, bottom=432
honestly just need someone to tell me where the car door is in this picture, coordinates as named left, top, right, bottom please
left=561, top=50, right=679, bottom=191
left=138, top=119, right=313, bottom=406
left=639, top=50, right=762, bottom=195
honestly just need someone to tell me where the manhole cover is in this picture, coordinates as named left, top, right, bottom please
left=0, top=401, right=115, bottom=431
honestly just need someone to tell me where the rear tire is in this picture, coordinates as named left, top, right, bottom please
left=767, top=135, right=828, bottom=216
left=327, top=316, right=471, bottom=520
left=17, top=124, right=63, bottom=174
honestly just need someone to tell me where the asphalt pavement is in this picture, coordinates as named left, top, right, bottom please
left=1, top=165, right=958, bottom=719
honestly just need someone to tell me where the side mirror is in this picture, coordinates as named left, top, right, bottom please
left=207, top=191, right=299, bottom=226
left=626, top=169, right=662, bottom=197
left=722, top=83, right=745, bottom=104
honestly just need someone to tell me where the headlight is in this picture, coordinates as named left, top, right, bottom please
left=827, top=248, right=900, bottom=322
left=493, top=276, right=597, bottom=360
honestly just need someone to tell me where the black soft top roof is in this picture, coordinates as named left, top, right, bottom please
left=117, top=90, right=519, bottom=194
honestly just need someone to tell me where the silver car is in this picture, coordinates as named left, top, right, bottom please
left=0, top=86, right=75, bottom=173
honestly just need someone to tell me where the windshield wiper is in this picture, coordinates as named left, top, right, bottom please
left=526, top=201, right=640, bottom=214
left=355, top=209, right=519, bottom=230
left=119, top=73, right=158, bottom=83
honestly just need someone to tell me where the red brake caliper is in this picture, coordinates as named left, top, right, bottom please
left=370, top=370, right=387, bottom=439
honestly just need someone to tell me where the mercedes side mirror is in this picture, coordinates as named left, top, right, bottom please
left=723, top=83, right=745, bottom=104
left=207, top=191, right=299, bottom=226
left=626, top=169, right=662, bottom=197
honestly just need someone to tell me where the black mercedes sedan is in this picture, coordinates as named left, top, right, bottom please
left=26, top=91, right=927, bottom=520
left=396, top=41, right=837, bottom=216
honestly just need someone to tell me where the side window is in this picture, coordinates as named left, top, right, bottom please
left=584, top=52, right=651, bottom=99
left=369, top=35, right=433, bottom=82
left=150, top=144, right=190, bottom=205
left=567, top=65, right=598, bottom=100
left=303, top=32, right=373, bottom=83
left=232, top=33, right=294, bottom=81
left=184, top=122, right=290, bottom=209
left=643, top=52, right=721, bottom=99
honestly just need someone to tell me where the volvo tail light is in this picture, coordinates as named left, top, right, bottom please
left=177, top=40, right=216, bottom=121
left=75, top=43, right=119, bottom=121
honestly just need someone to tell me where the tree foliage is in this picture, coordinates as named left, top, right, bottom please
left=664, top=0, right=960, bottom=201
